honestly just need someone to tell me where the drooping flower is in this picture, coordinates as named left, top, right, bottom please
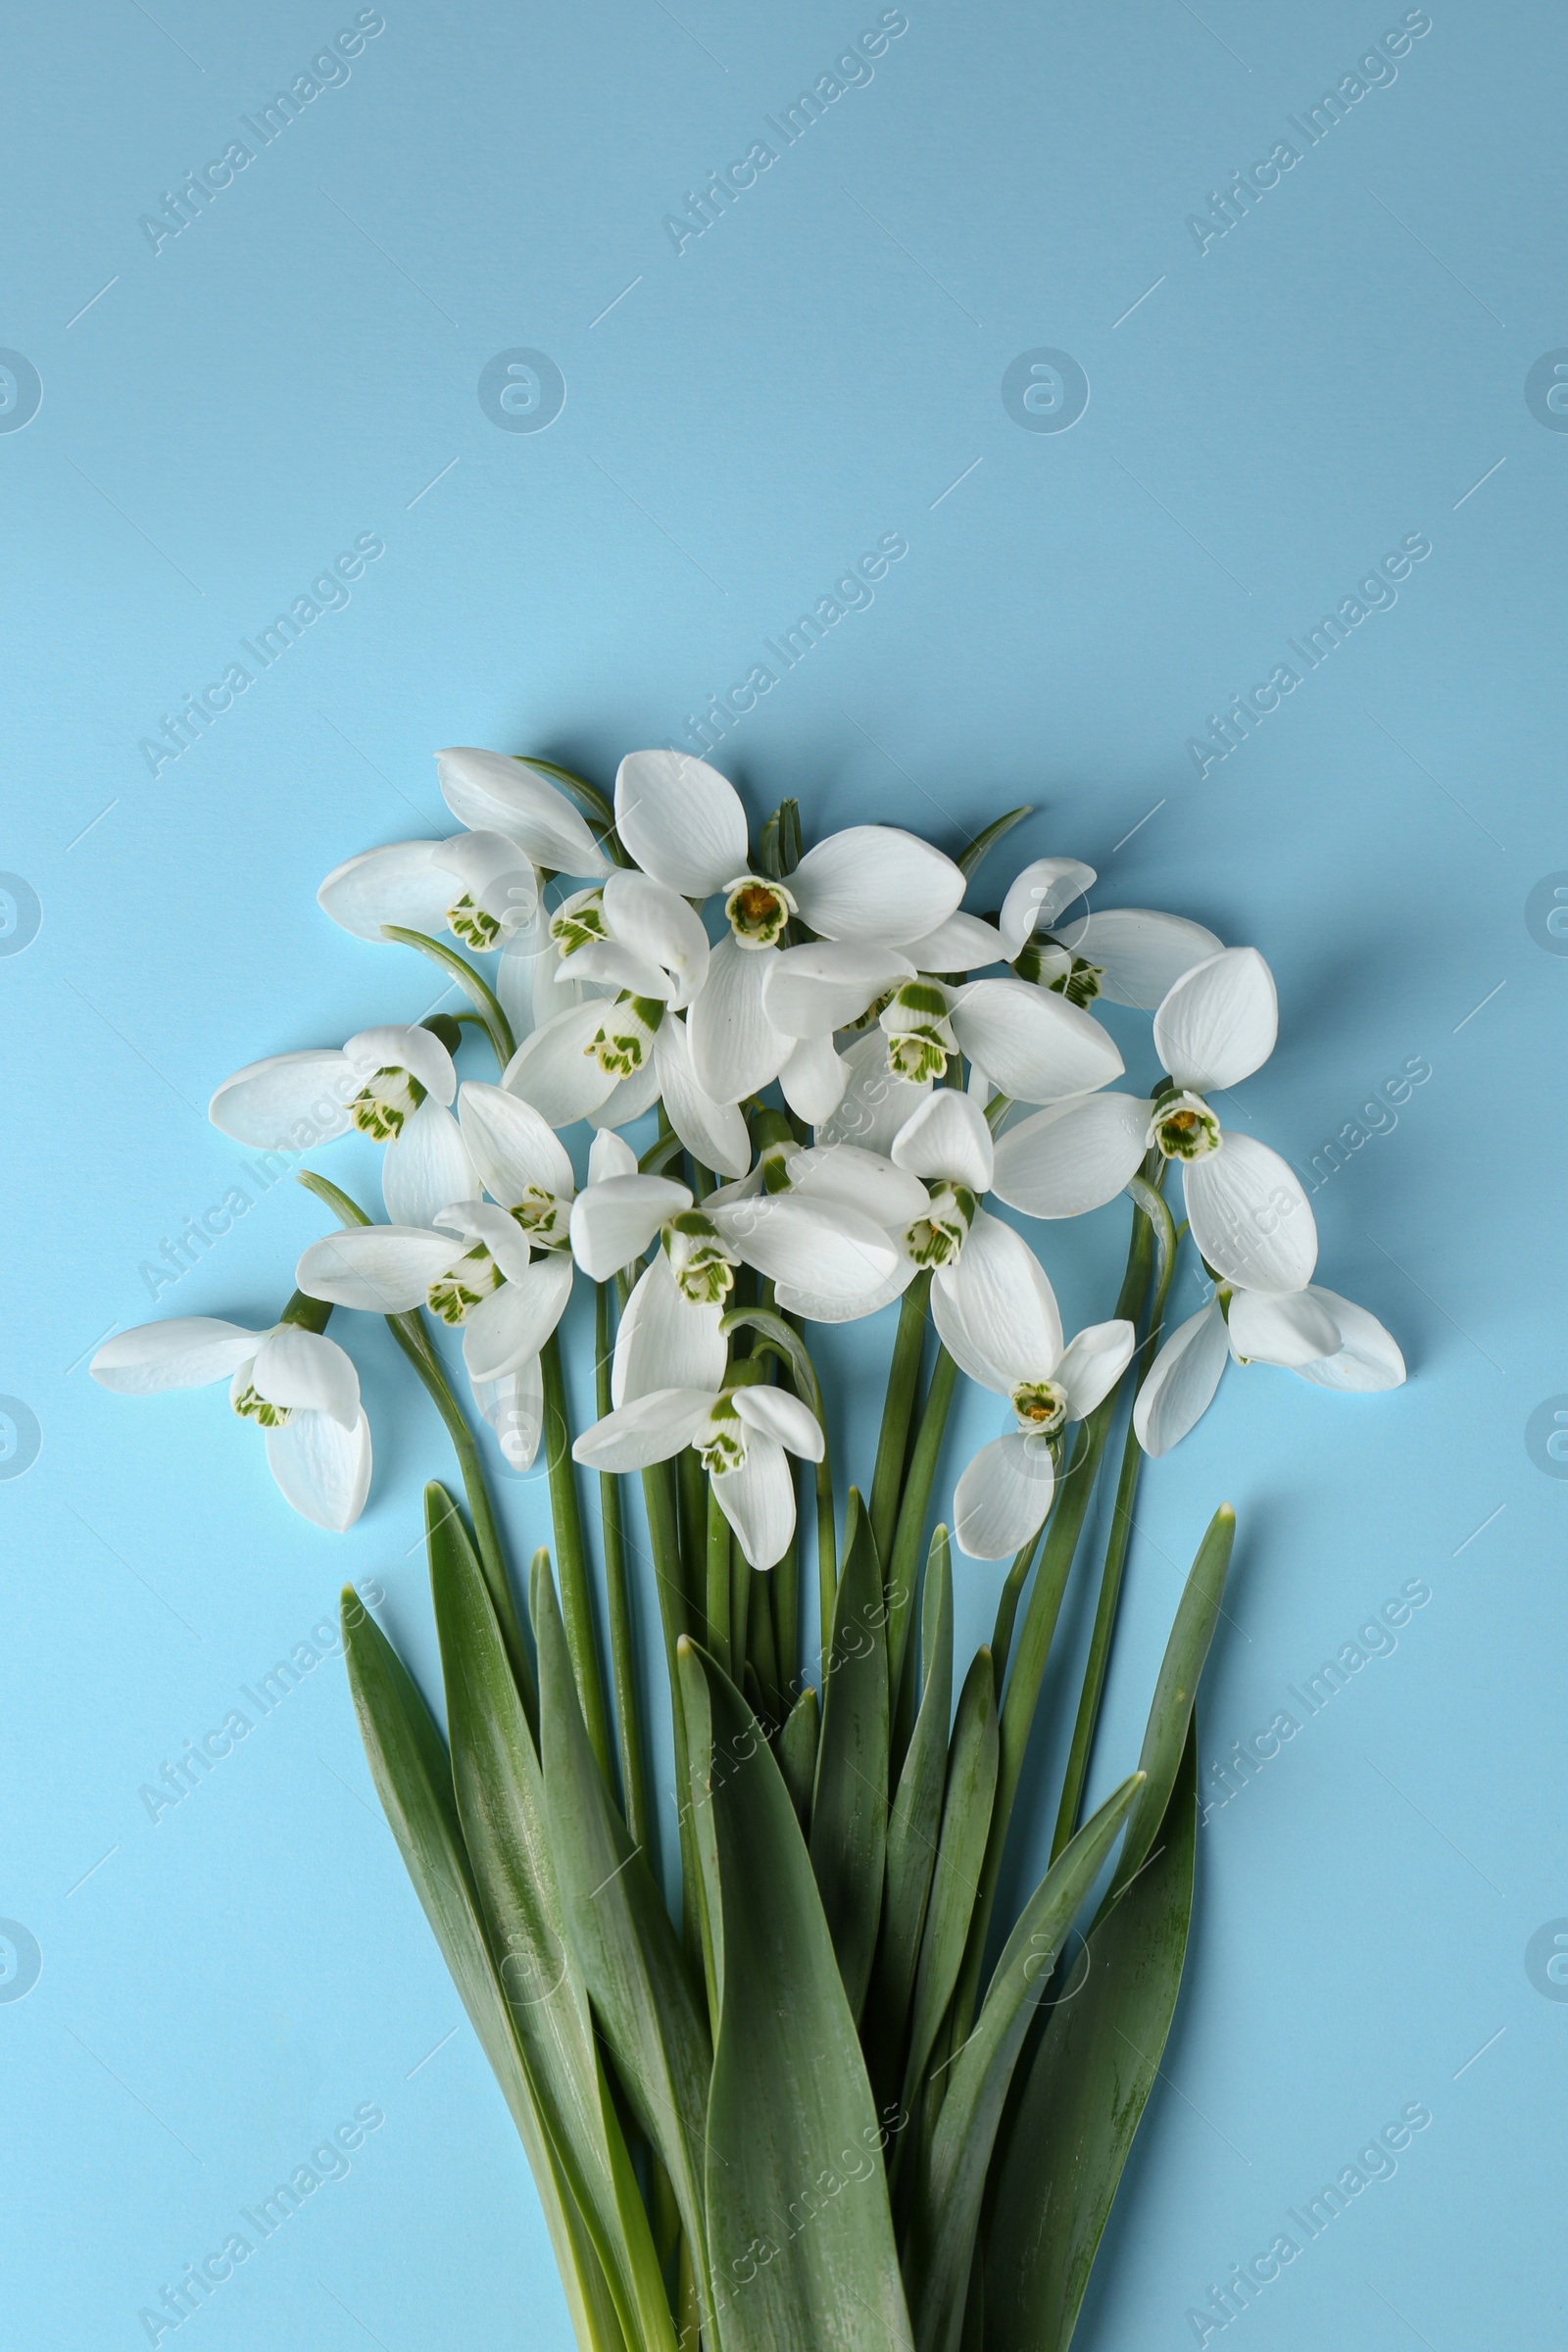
left=1134, top=1282, right=1405, bottom=1456
left=209, top=1023, right=476, bottom=1229
left=999, top=857, right=1223, bottom=1010
left=318, top=830, right=541, bottom=953
left=90, top=1317, right=372, bottom=1530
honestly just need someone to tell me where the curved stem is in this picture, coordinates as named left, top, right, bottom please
left=296, top=1170, right=536, bottom=1733
left=381, top=926, right=515, bottom=1065
left=539, top=1330, right=612, bottom=1788
left=596, top=1283, right=648, bottom=1849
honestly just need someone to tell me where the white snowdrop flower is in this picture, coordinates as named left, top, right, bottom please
left=91, top=1318, right=371, bottom=1531
left=318, top=830, right=541, bottom=952
left=1134, top=1283, right=1405, bottom=1456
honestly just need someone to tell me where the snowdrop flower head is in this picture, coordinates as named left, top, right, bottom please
left=90, top=1315, right=371, bottom=1531
left=1134, top=1281, right=1405, bottom=1457
left=318, top=831, right=541, bottom=952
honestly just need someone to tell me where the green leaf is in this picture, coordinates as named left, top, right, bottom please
left=777, top=1685, right=819, bottom=1831
left=899, top=1642, right=998, bottom=2140
left=865, top=1531, right=953, bottom=2107
left=677, top=1642, right=910, bottom=2352
left=902, top=1771, right=1144, bottom=2352
left=531, top=1558, right=717, bottom=2350
left=809, top=1491, right=889, bottom=2021
left=981, top=1724, right=1199, bottom=2352
left=425, top=1488, right=675, bottom=2352
left=339, top=1587, right=623, bottom=2352
left=1109, top=1502, right=1232, bottom=1899
left=956, top=805, right=1033, bottom=882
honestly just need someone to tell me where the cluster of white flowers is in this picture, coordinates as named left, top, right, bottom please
left=93, top=747, right=1402, bottom=1548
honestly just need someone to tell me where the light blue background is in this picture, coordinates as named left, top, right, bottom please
left=3, top=3, right=1562, bottom=2344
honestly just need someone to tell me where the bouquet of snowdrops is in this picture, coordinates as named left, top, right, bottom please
left=94, top=747, right=1403, bottom=2351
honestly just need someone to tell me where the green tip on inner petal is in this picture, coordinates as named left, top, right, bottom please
left=551, top=892, right=609, bottom=955
left=350, top=1066, right=426, bottom=1141
left=698, top=1396, right=747, bottom=1474
left=510, top=1188, right=569, bottom=1248
left=584, top=994, right=662, bottom=1078
left=887, top=1029, right=951, bottom=1083
left=663, top=1210, right=739, bottom=1303
left=427, top=1246, right=506, bottom=1325
left=1149, top=1090, right=1223, bottom=1163
left=446, top=893, right=505, bottom=950
left=1011, top=1378, right=1067, bottom=1436
left=232, top=1382, right=290, bottom=1429
left=904, top=1180, right=975, bottom=1268
left=724, top=875, right=795, bottom=949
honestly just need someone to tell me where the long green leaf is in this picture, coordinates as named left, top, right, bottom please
left=678, top=1642, right=910, bottom=2352
left=902, top=1772, right=1144, bottom=2352
left=339, top=1587, right=623, bottom=2352
left=956, top=805, right=1033, bottom=883
left=1109, top=1503, right=1232, bottom=1898
left=865, top=1531, right=953, bottom=2108
left=982, top=1725, right=1199, bottom=2352
left=898, top=1646, right=999, bottom=2137
left=425, top=1487, right=675, bottom=2352
left=809, top=1490, right=889, bottom=2021
left=531, top=1557, right=716, bottom=2350
left=777, top=1684, right=819, bottom=1831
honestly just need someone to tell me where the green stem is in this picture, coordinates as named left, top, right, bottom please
left=596, top=1284, right=649, bottom=1851
left=772, top=1524, right=799, bottom=1702
left=640, top=1460, right=703, bottom=1967
left=989, top=1528, right=1044, bottom=1697
left=1050, top=1178, right=1177, bottom=1861
left=676, top=1447, right=709, bottom=1645
left=295, top=1171, right=536, bottom=1733
left=539, top=1330, right=612, bottom=1788
left=869, top=1272, right=932, bottom=1571
left=813, top=1447, right=838, bottom=1666
left=730, top=1541, right=751, bottom=1691
left=884, top=1345, right=959, bottom=1705
left=381, top=925, right=516, bottom=1066
left=948, top=1197, right=1159, bottom=2045
left=706, top=1481, right=732, bottom=1678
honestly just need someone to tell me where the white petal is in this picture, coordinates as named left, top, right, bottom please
left=612, top=1254, right=727, bottom=1407
left=431, top=829, right=539, bottom=935
left=602, top=868, right=710, bottom=1009
left=999, top=858, right=1097, bottom=956
left=383, top=1098, right=478, bottom=1227
left=713, top=1435, right=797, bottom=1570
left=1184, top=1137, right=1317, bottom=1293
left=495, top=904, right=554, bottom=1042
left=733, top=1384, right=825, bottom=1463
left=950, top=978, right=1123, bottom=1105
left=762, top=942, right=916, bottom=1038
left=990, top=1093, right=1148, bottom=1219
left=1153, top=947, right=1278, bottom=1093
left=891, top=1088, right=995, bottom=1193
left=434, top=1200, right=535, bottom=1286
left=785, top=1144, right=928, bottom=1230
left=775, top=1258, right=918, bottom=1326
left=91, top=1317, right=264, bottom=1394
left=813, top=1031, right=932, bottom=1155
left=345, top=1024, right=457, bottom=1107
left=654, top=1015, right=752, bottom=1179
left=571, top=1387, right=716, bottom=1473
left=462, top=1254, right=574, bottom=1381
left=502, top=1001, right=620, bottom=1127
left=1227, top=1286, right=1341, bottom=1368
left=471, top=1357, right=545, bottom=1470
left=902, top=911, right=1006, bottom=971
left=563, top=938, right=675, bottom=1003
left=209, top=1051, right=355, bottom=1150
left=778, top=1033, right=848, bottom=1124
left=1133, top=1304, right=1230, bottom=1456
left=437, top=748, right=609, bottom=876
left=688, top=936, right=790, bottom=1102
left=265, top=1406, right=372, bottom=1531
left=569, top=1174, right=691, bottom=1281
left=588, top=1056, right=664, bottom=1130
left=789, top=826, right=964, bottom=945
left=296, top=1227, right=461, bottom=1313
left=318, top=841, right=454, bottom=942
left=931, top=1211, right=1061, bottom=1392
left=1054, top=908, right=1223, bottom=1011
left=250, top=1326, right=361, bottom=1425
left=711, top=1194, right=899, bottom=1301
left=459, top=1081, right=574, bottom=1205
left=614, top=750, right=748, bottom=898
left=1290, top=1288, right=1406, bottom=1393
left=1056, top=1319, right=1136, bottom=1420
left=588, top=1128, right=638, bottom=1184
left=954, top=1432, right=1056, bottom=1560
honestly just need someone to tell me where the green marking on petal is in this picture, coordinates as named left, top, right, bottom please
left=427, top=1245, right=506, bottom=1325
left=509, top=1188, right=569, bottom=1249
left=231, top=1382, right=289, bottom=1428
left=349, top=1066, right=427, bottom=1141
left=904, top=1179, right=975, bottom=1268
left=887, top=1029, right=951, bottom=1083
left=1149, top=1089, right=1223, bottom=1163
left=663, top=1209, right=740, bottom=1303
left=724, top=874, right=795, bottom=950
left=446, top=894, right=504, bottom=950
left=1011, top=1377, right=1067, bottom=1436
left=550, top=891, right=610, bottom=955
left=697, top=1396, right=747, bottom=1474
